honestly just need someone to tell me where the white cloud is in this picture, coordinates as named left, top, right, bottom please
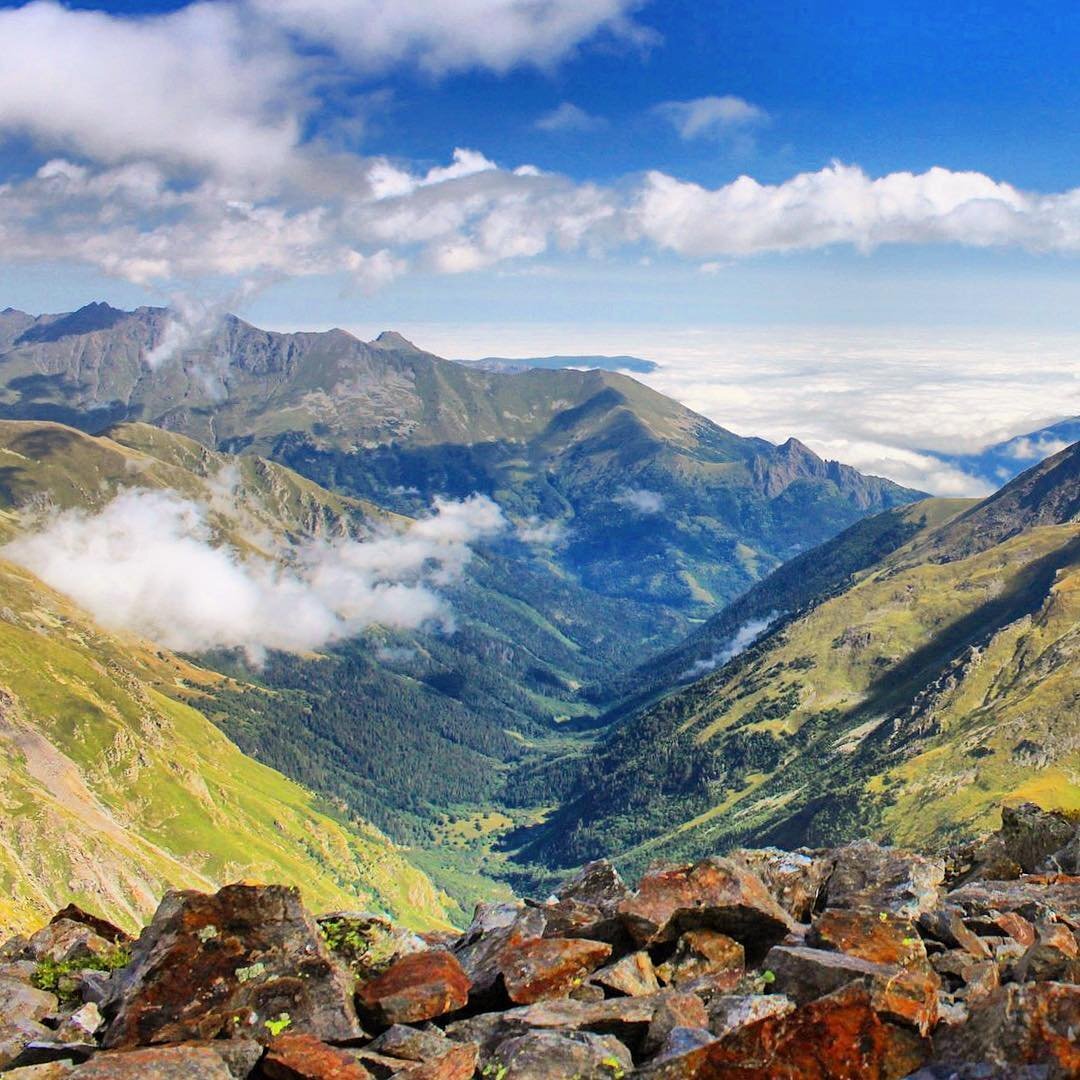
left=654, top=95, right=766, bottom=141
left=1005, top=435, right=1072, bottom=461
left=252, top=0, right=654, bottom=76
left=682, top=613, right=778, bottom=680
left=516, top=517, right=568, bottom=544
left=536, top=103, right=606, bottom=133
left=3, top=488, right=506, bottom=661
left=615, top=488, right=664, bottom=513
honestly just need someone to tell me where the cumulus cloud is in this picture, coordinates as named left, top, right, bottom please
left=681, top=613, right=778, bottom=680
left=515, top=516, right=568, bottom=544
left=654, top=95, right=766, bottom=141
left=614, top=488, right=665, bottom=513
left=3, top=488, right=506, bottom=661
left=1005, top=435, right=1072, bottom=461
left=536, top=103, right=606, bottom=133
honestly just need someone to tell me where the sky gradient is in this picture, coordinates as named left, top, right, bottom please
left=1, top=0, right=1079, bottom=491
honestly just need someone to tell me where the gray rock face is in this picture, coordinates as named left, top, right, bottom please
left=822, top=839, right=946, bottom=916
left=490, top=1029, right=633, bottom=1080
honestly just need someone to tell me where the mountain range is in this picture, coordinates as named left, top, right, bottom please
left=0, top=300, right=1076, bottom=936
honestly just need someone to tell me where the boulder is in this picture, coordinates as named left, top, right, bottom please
left=0, top=977, right=58, bottom=1024
left=262, top=1032, right=372, bottom=1079
left=916, top=907, right=991, bottom=958
left=316, top=913, right=427, bottom=983
left=67, top=1046, right=236, bottom=1078
left=822, top=840, right=945, bottom=917
left=706, top=994, right=795, bottom=1039
left=365, top=1024, right=453, bottom=1062
left=656, top=929, right=743, bottom=990
left=48, top=908, right=130, bottom=947
left=103, top=883, right=362, bottom=1049
left=617, top=858, right=796, bottom=956
left=554, top=860, right=629, bottom=912
left=385, top=1043, right=478, bottom=1080
left=730, top=848, right=833, bottom=922
left=453, top=906, right=546, bottom=999
left=961, top=803, right=1077, bottom=880
left=591, top=951, right=660, bottom=997
left=488, top=1029, right=633, bottom=1080
left=356, top=951, right=470, bottom=1026
left=930, top=982, right=1080, bottom=1079
left=946, top=877, right=1080, bottom=925
left=1, top=1063, right=77, bottom=1079
left=500, top=937, right=612, bottom=1004
left=808, top=909, right=927, bottom=967
left=25, top=922, right=116, bottom=968
left=1012, top=923, right=1080, bottom=983
left=0, top=1019, right=51, bottom=1070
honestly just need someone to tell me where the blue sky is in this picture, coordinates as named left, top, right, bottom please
left=0, top=0, right=1079, bottom=490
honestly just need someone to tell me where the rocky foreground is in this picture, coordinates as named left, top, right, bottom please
left=0, top=805, right=1078, bottom=1079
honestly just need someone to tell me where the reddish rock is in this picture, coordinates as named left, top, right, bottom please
left=365, top=1023, right=453, bottom=1062
left=946, top=877, right=1080, bottom=925
left=809, top=909, right=927, bottom=967
left=25, top=921, right=115, bottom=967
left=932, top=952, right=999, bottom=1006
left=262, top=1033, right=371, bottom=1079
left=991, top=911, right=1037, bottom=947
left=49, top=906, right=130, bottom=946
left=453, top=905, right=546, bottom=998
left=706, top=994, right=796, bottom=1039
left=591, top=951, right=660, bottom=997
left=618, top=858, right=796, bottom=954
left=657, top=929, right=744, bottom=989
left=554, top=860, right=628, bottom=911
left=916, top=907, right=991, bottom=958
left=637, top=984, right=928, bottom=1079
left=357, top=950, right=470, bottom=1025
left=391, top=1042, right=479, bottom=1080
left=68, top=1046, right=235, bottom=1078
left=1013, top=923, right=1080, bottom=983
left=643, top=992, right=710, bottom=1056
left=104, top=884, right=362, bottom=1049
left=499, top=937, right=612, bottom=1004
left=931, top=982, right=1080, bottom=1079
left=823, top=841, right=945, bottom=917
left=730, top=848, right=833, bottom=922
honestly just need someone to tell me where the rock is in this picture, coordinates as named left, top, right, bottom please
left=356, top=950, right=470, bottom=1026
left=4, top=1041, right=97, bottom=1069
left=2, top=1063, right=77, bottom=1079
left=453, top=906, right=546, bottom=999
left=916, top=907, right=991, bottom=958
left=489, top=1029, right=633, bottom=1080
left=570, top=982, right=607, bottom=1003
left=1049, top=823, right=1080, bottom=874
left=637, top=983, right=928, bottom=1079
left=53, top=1003, right=103, bottom=1044
left=730, top=848, right=833, bottom=922
left=499, top=937, right=612, bottom=1004
left=67, top=1046, right=236, bottom=1078
left=764, top=945, right=939, bottom=1034
left=104, top=883, right=362, bottom=1049
left=0, top=977, right=58, bottom=1023
left=808, top=909, right=927, bottom=967
left=822, top=840, right=945, bottom=917
left=964, top=803, right=1078, bottom=879
left=990, top=911, right=1037, bottom=947
left=389, top=1042, right=479, bottom=1080
left=316, top=913, right=427, bottom=983
left=931, top=952, right=999, bottom=1005
left=946, top=877, right=1080, bottom=925
left=49, top=907, right=130, bottom=947
left=0, top=961, right=39, bottom=984
left=930, top=982, right=1080, bottom=1079
left=262, top=1033, right=372, bottom=1079
left=706, top=994, right=796, bottom=1039
left=0, top=1019, right=51, bottom=1070
left=656, top=929, right=743, bottom=990
left=1012, top=923, right=1080, bottom=983
left=26, top=922, right=116, bottom=967
left=554, top=860, right=628, bottom=912
left=178, top=1039, right=264, bottom=1078
left=365, top=1023, right=453, bottom=1062
left=617, top=858, right=796, bottom=956
left=591, top=951, right=660, bottom=997
left=643, top=992, right=710, bottom=1057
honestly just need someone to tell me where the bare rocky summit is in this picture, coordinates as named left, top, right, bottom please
left=0, top=804, right=1076, bottom=1078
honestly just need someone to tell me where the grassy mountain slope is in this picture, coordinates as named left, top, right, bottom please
left=522, top=443, right=1080, bottom=879
left=0, top=304, right=920, bottom=632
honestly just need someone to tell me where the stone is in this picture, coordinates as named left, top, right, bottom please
left=103, top=883, right=362, bottom=1049
left=808, top=909, right=927, bottom=967
left=554, top=860, right=629, bottom=912
left=67, top=1046, right=236, bottom=1078
left=499, top=937, right=612, bottom=1004
left=657, top=929, right=744, bottom=990
left=0, top=977, right=58, bottom=1024
left=637, top=983, right=928, bottom=1079
left=946, top=877, right=1080, bottom=925
left=365, top=1023, right=452, bottom=1062
left=969, top=803, right=1077, bottom=878
left=2, top=1063, right=76, bottom=1079
left=177, top=1039, right=264, bottom=1078
left=49, top=907, right=130, bottom=947
left=706, top=994, right=796, bottom=1039
left=316, top=913, right=427, bottom=983
left=643, top=992, right=710, bottom=1057
left=991, top=911, right=1037, bottom=946
left=822, top=840, right=945, bottom=917
left=931, top=952, right=999, bottom=1006
left=26, top=923, right=116, bottom=967
left=389, top=1043, right=479, bottom=1080
left=453, top=906, right=546, bottom=998
left=356, top=950, right=470, bottom=1026
left=262, top=1033, right=372, bottom=1079
left=0, top=1019, right=51, bottom=1070
left=1012, top=923, right=1080, bottom=983
left=916, top=907, right=991, bottom=958
left=764, top=945, right=939, bottom=1034
left=930, top=982, right=1080, bottom=1079
left=617, top=858, right=796, bottom=956
left=591, top=951, right=660, bottom=997
left=4, top=1041, right=97, bottom=1069
left=53, top=1003, right=104, bottom=1044
left=570, top=982, right=607, bottom=1003
left=730, top=848, right=833, bottom=922
left=489, top=1029, right=633, bottom=1080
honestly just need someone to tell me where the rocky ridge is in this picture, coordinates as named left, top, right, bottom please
left=0, top=804, right=1077, bottom=1079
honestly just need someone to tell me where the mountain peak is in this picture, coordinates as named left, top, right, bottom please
left=16, top=300, right=130, bottom=344
left=372, top=330, right=421, bottom=351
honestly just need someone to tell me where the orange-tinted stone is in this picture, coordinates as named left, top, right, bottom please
left=391, top=1042, right=480, bottom=1080
left=356, top=951, right=470, bottom=1026
left=809, top=909, right=926, bottom=967
left=499, top=937, right=612, bottom=1004
left=262, top=1033, right=371, bottom=1079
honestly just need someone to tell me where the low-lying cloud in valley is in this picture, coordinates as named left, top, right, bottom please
left=3, top=488, right=506, bottom=661
left=682, top=613, right=779, bottom=680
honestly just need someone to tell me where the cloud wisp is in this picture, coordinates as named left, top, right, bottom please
left=654, top=95, right=767, bottom=141
left=681, top=613, right=779, bottom=680
left=3, top=488, right=506, bottom=661
left=614, top=488, right=665, bottom=513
